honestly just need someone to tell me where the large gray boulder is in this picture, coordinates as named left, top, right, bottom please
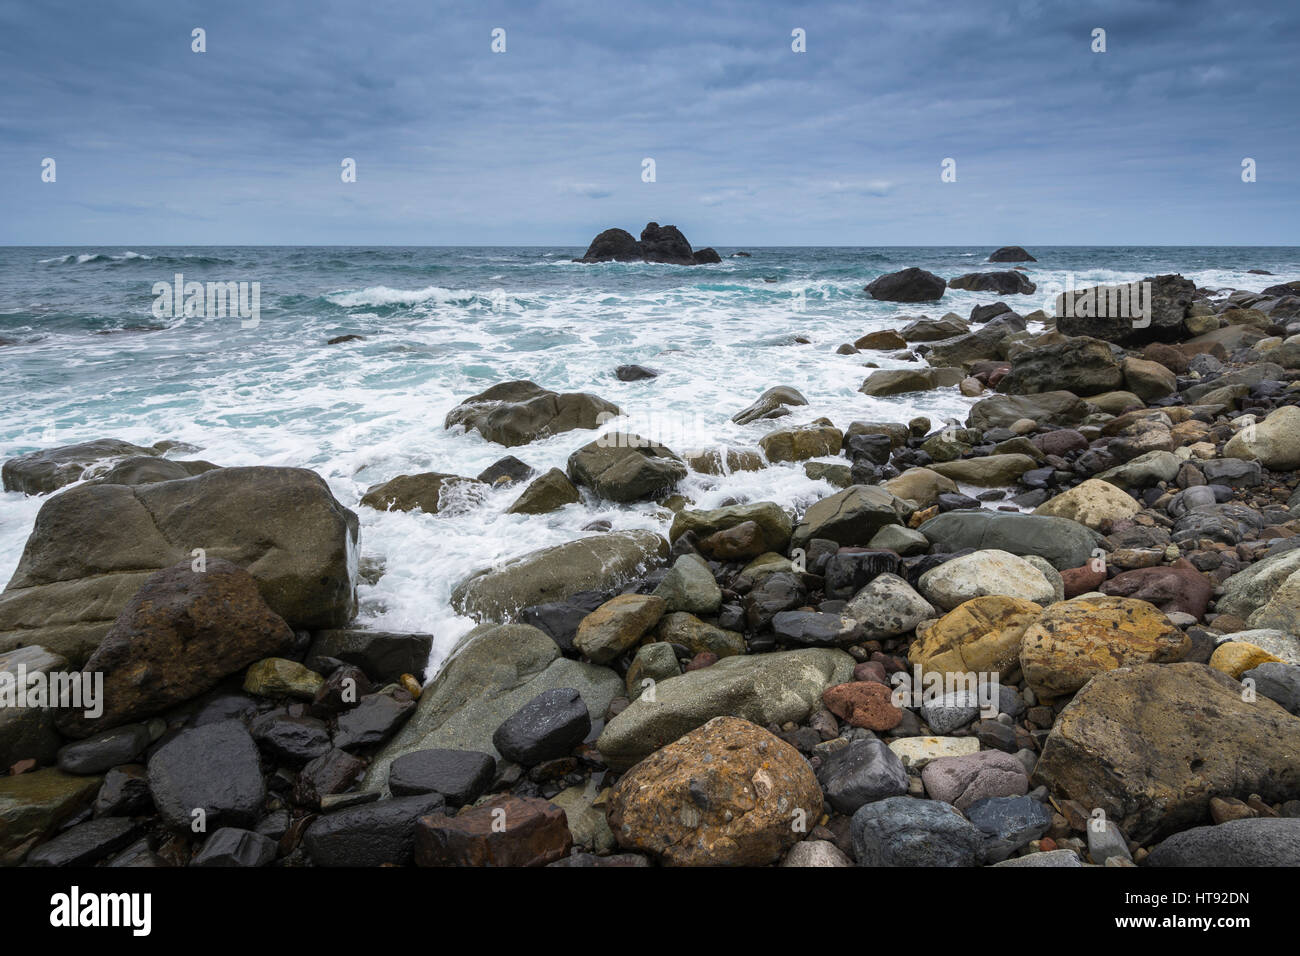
left=449, top=530, right=669, bottom=622
left=865, top=268, right=946, bottom=302
left=596, top=649, right=854, bottom=770
left=363, top=623, right=621, bottom=791
left=0, top=467, right=358, bottom=666
left=791, top=485, right=912, bottom=550
left=2, top=439, right=166, bottom=495
left=917, top=510, right=1105, bottom=570
left=967, top=391, right=1091, bottom=430
left=997, top=337, right=1123, bottom=396
left=444, top=380, right=619, bottom=447
left=1056, top=273, right=1195, bottom=344
left=947, top=272, right=1036, bottom=295
left=566, top=435, right=686, bottom=503
left=1146, top=818, right=1300, bottom=867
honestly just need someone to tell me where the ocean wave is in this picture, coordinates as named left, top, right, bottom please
left=325, top=285, right=479, bottom=308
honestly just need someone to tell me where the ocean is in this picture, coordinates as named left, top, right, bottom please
left=2, top=244, right=1297, bottom=671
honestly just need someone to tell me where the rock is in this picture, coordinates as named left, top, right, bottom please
left=387, top=749, right=495, bottom=805
left=0, top=768, right=102, bottom=865
left=1099, top=562, right=1212, bottom=620
left=416, top=794, right=572, bottom=866
left=1122, top=356, right=1177, bottom=400
left=492, top=687, right=591, bottom=765
left=639, top=222, right=696, bottom=264
left=1087, top=818, right=1132, bottom=865
left=293, top=748, right=366, bottom=808
left=1019, top=596, right=1187, bottom=697
left=450, top=530, right=668, bottom=621
left=922, top=750, right=1030, bottom=810
left=567, top=434, right=686, bottom=503
left=626, top=642, right=681, bottom=699
left=576, top=227, right=642, bottom=262
left=928, top=454, right=1038, bottom=487
left=23, top=816, right=141, bottom=867
left=925, top=313, right=1027, bottom=366
left=573, top=594, right=666, bottom=664
left=305, top=794, right=445, bottom=866
left=822, top=681, right=902, bottom=731
left=94, top=456, right=219, bottom=487
left=1224, top=406, right=1300, bottom=470
left=901, top=315, right=970, bottom=341
left=1215, top=549, right=1300, bottom=621
left=477, top=456, right=535, bottom=487
left=147, top=721, right=265, bottom=832
left=772, top=610, right=864, bottom=647
left=1242, top=661, right=1300, bottom=714
left=888, top=736, right=981, bottom=769
left=654, top=612, right=744, bottom=659
left=1096, top=450, right=1182, bottom=490
left=917, top=511, right=1105, bottom=570
left=653, top=555, right=722, bottom=615
left=921, top=690, right=981, bottom=733
left=50, top=560, right=293, bottom=737
left=966, top=391, right=1090, bottom=431
left=949, top=272, right=1036, bottom=295
left=859, top=367, right=963, bottom=396
left=606, top=716, right=823, bottom=866
left=616, top=364, right=658, bottom=381
left=967, top=795, right=1053, bottom=862
left=882, top=468, right=959, bottom=509
left=333, top=691, right=416, bottom=750
left=919, top=550, right=1054, bottom=611
left=597, top=649, right=854, bottom=770
left=0, top=467, right=358, bottom=667
left=910, top=596, right=1043, bottom=680
left=250, top=710, right=331, bottom=768
left=843, top=573, right=936, bottom=639
left=670, top=502, right=792, bottom=553
left=444, top=380, right=618, bottom=447
left=781, top=839, right=853, bottom=867
left=683, top=446, right=765, bottom=474
left=364, top=624, right=621, bottom=788
left=1146, top=818, right=1300, bottom=867
left=759, top=421, right=844, bottom=461
left=867, top=524, right=929, bottom=555
left=56, top=724, right=150, bottom=775
left=698, top=520, right=770, bottom=561
left=988, top=246, right=1036, bottom=263
left=1222, top=630, right=1300, bottom=666
left=1033, top=479, right=1140, bottom=530
left=0, top=646, right=65, bottom=768
left=790, top=485, right=911, bottom=550
left=1209, top=642, right=1282, bottom=679
left=2, top=439, right=162, bottom=495
left=850, top=796, right=985, bottom=866
left=505, top=468, right=581, bottom=515
left=305, top=629, right=433, bottom=685
left=1033, top=663, right=1300, bottom=841
left=243, top=658, right=324, bottom=700
left=191, top=827, right=278, bottom=867
left=818, top=737, right=909, bottom=813
left=854, top=329, right=908, bottom=350
left=360, top=472, right=484, bottom=513
left=732, top=386, right=808, bottom=425
left=865, top=267, right=947, bottom=302
left=1056, top=274, right=1196, bottom=344
left=550, top=784, right=615, bottom=852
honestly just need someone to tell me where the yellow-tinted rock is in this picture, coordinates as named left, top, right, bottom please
left=1033, top=479, right=1141, bottom=531
left=606, top=716, right=822, bottom=866
left=1019, top=596, right=1188, bottom=698
left=1209, top=641, right=1283, bottom=679
left=909, top=595, right=1043, bottom=680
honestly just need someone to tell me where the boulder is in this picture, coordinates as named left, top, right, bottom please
left=2, top=439, right=163, bottom=495
left=147, top=721, right=266, bottom=832
left=506, top=468, right=581, bottom=515
left=966, top=391, right=1090, bottom=431
left=566, top=434, right=686, bottom=502
left=947, top=272, right=1036, bottom=295
left=790, top=485, right=911, bottom=550
left=988, top=246, right=1036, bottom=263
left=415, top=794, right=572, bottom=866
left=1033, top=663, right=1300, bottom=841
left=360, top=473, right=484, bottom=513
left=669, top=502, right=792, bottom=553
left=0, top=466, right=358, bottom=666
left=1122, top=357, right=1177, bottom=400
left=606, top=717, right=822, bottom=866
left=865, top=267, right=946, bottom=302
left=759, top=422, right=843, bottom=462
left=653, top=554, right=722, bottom=615
left=817, top=737, right=909, bottom=813
left=1098, top=562, right=1212, bottom=620
left=850, top=797, right=985, bottom=867
left=94, top=457, right=219, bottom=486
left=1224, top=406, right=1300, bottom=471
left=1146, top=818, right=1300, bottom=867
left=54, top=560, right=294, bottom=737
left=363, top=623, right=622, bottom=789
left=596, top=649, right=854, bottom=770
left=444, top=380, right=618, bottom=447
left=576, top=227, right=642, bottom=262
left=909, top=595, right=1043, bottom=680
left=450, top=530, right=668, bottom=621
left=921, top=750, right=1030, bottom=810
left=858, top=367, right=963, bottom=397
left=918, top=550, right=1054, bottom=611
left=492, top=687, right=591, bottom=765
left=1019, top=596, right=1187, bottom=697
left=0, top=768, right=101, bottom=866
left=1033, top=479, right=1141, bottom=530
left=842, top=573, right=936, bottom=639
left=901, top=315, right=970, bottom=341
left=573, top=594, right=666, bottom=664
left=1056, top=274, right=1195, bottom=344
left=997, top=338, right=1122, bottom=396
left=882, top=467, right=958, bottom=508
left=0, top=646, right=65, bottom=769
left=304, top=629, right=433, bottom=685
left=928, top=454, right=1037, bottom=487
left=917, top=510, right=1105, bottom=570
left=731, top=385, right=808, bottom=425
left=305, top=794, right=445, bottom=866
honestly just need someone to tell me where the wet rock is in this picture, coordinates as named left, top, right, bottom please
left=865, top=267, right=946, bottom=302
left=24, top=816, right=141, bottom=867
left=843, top=573, right=936, bottom=639
left=2, top=438, right=161, bottom=495
left=918, top=550, right=1054, bottom=611
left=360, top=472, right=484, bottom=513
left=670, top=502, right=792, bottom=553
left=732, top=386, right=808, bottom=425
left=305, top=793, right=446, bottom=866
left=0, top=769, right=102, bottom=864
left=909, top=596, right=1043, bottom=680
left=293, top=747, right=366, bottom=808
left=445, top=380, right=618, bottom=447
left=492, top=687, right=590, bottom=765
left=573, top=593, right=666, bottom=664
left=507, top=468, right=581, bottom=515
left=851, top=796, right=985, bottom=866
left=416, top=794, right=572, bottom=866
left=333, top=691, right=416, bottom=750
left=147, top=721, right=265, bottom=832
left=305, top=629, right=433, bottom=685
left=790, top=485, right=911, bottom=550
left=567, top=435, right=686, bottom=503
left=917, top=511, right=1104, bottom=570
left=57, top=724, right=151, bottom=775
left=652, top=554, right=721, bottom=615
left=0, top=646, right=65, bottom=768
left=192, top=827, right=278, bottom=867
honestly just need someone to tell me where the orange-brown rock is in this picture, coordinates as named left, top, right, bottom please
left=822, top=681, right=902, bottom=730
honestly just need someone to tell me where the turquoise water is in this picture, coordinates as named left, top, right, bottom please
left=2, top=245, right=1296, bottom=667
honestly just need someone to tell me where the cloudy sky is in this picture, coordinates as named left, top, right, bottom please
left=1, top=0, right=1296, bottom=246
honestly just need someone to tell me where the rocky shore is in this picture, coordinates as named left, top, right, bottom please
left=2, top=254, right=1300, bottom=867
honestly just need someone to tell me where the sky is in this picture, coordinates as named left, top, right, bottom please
left=1, top=0, right=1297, bottom=246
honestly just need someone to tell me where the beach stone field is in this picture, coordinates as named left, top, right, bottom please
left=3, top=243, right=1300, bottom=868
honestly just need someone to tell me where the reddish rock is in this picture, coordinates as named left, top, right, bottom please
left=414, top=795, right=572, bottom=866
left=1099, top=560, right=1212, bottom=620
left=822, top=681, right=902, bottom=731
left=1061, top=563, right=1107, bottom=598
left=1033, top=429, right=1089, bottom=457
left=698, top=521, right=768, bottom=561
left=684, top=651, right=719, bottom=672
left=56, top=559, right=294, bottom=738
left=852, top=660, right=888, bottom=684
left=1142, top=342, right=1189, bottom=375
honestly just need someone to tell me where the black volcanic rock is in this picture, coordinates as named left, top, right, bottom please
left=948, top=271, right=1037, bottom=295
left=988, top=246, right=1037, bottom=262
left=576, top=223, right=717, bottom=265
left=865, top=267, right=946, bottom=302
